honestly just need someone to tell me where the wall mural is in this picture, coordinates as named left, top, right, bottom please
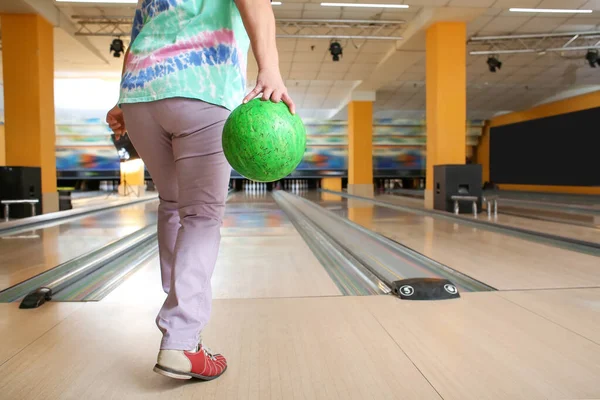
left=52, top=116, right=484, bottom=179
left=56, top=118, right=121, bottom=177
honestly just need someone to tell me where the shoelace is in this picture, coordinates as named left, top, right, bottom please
left=202, top=346, right=217, bottom=361
left=195, top=342, right=217, bottom=361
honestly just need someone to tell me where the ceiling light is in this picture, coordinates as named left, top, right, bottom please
left=329, top=41, right=343, bottom=62
left=271, top=1, right=282, bottom=4
left=321, top=2, right=409, bottom=9
left=585, top=50, right=599, bottom=68
left=55, top=0, right=138, bottom=3
left=487, top=56, right=502, bottom=73
left=509, top=8, right=592, bottom=14
left=110, top=38, right=125, bottom=58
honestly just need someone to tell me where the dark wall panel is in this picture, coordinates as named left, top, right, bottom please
left=489, top=107, right=600, bottom=186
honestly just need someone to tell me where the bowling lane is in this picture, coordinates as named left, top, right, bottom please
left=317, top=194, right=600, bottom=290
left=0, top=201, right=158, bottom=292
left=474, top=212, right=600, bottom=244
left=381, top=194, right=600, bottom=244
left=497, top=190, right=600, bottom=209
left=105, top=192, right=341, bottom=303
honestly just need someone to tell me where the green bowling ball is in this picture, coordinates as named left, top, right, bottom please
left=222, top=99, right=306, bottom=182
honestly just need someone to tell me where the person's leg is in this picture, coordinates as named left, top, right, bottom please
left=121, top=103, right=179, bottom=294
left=152, top=98, right=232, bottom=351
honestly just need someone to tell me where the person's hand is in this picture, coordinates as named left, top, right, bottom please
left=243, top=67, right=296, bottom=114
left=106, top=105, right=126, bottom=138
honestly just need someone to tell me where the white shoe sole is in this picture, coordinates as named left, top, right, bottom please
left=153, top=365, right=191, bottom=380
left=153, top=364, right=227, bottom=381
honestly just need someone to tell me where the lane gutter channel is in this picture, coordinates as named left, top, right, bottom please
left=274, top=191, right=494, bottom=295
left=273, top=192, right=389, bottom=296
left=2, top=190, right=236, bottom=308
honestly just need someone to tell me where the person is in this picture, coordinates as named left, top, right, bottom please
left=106, top=0, right=294, bottom=381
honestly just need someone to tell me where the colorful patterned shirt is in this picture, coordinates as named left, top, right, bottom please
left=119, top=0, right=250, bottom=111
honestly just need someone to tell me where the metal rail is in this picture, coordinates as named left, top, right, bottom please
left=468, top=30, right=600, bottom=55
left=2, top=199, right=39, bottom=221
left=71, top=16, right=405, bottom=40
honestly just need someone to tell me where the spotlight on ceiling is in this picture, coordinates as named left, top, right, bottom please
left=110, top=38, right=125, bottom=58
left=585, top=50, right=599, bottom=68
left=329, top=41, right=343, bottom=62
left=487, top=56, right=502, bottom=72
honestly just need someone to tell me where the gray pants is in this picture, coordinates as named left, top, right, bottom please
left=122, top=98, right=231, bottom=351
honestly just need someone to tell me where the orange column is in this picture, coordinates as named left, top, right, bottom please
left=348, top=97, right=374, bottom=197
left=425, top=22, right=467, bottom=208
left=320, top=177, right=342, bottom=201
left=347, top=93, right=375, bottom=223
left=0, top=125, right=5, bottom=165
left=1, top=14, right=58, bottom=212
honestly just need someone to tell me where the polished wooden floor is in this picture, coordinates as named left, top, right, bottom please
left=1, top=192, right=599, bottom=399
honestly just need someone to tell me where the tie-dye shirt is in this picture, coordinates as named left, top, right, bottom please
left=119, top=0, right=250, bottom=111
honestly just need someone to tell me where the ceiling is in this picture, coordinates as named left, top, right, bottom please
left=5, top=0, right=600, bottom=120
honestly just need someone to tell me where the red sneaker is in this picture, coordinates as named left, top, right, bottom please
left=154, top=344, right=227, bottom=380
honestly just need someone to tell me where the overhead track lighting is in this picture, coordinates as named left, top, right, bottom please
left=468, top=31, right=600, bottom=56
left=321, top=2, right=409, bottom=9
left=509, top=8, right=592, bottom=14
left=486, top=56, right=502, bottom=72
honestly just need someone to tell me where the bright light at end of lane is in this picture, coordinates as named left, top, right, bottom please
left=321, top=2, right=409, bottom=9
left=509, top=8, right=592, bottom=13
